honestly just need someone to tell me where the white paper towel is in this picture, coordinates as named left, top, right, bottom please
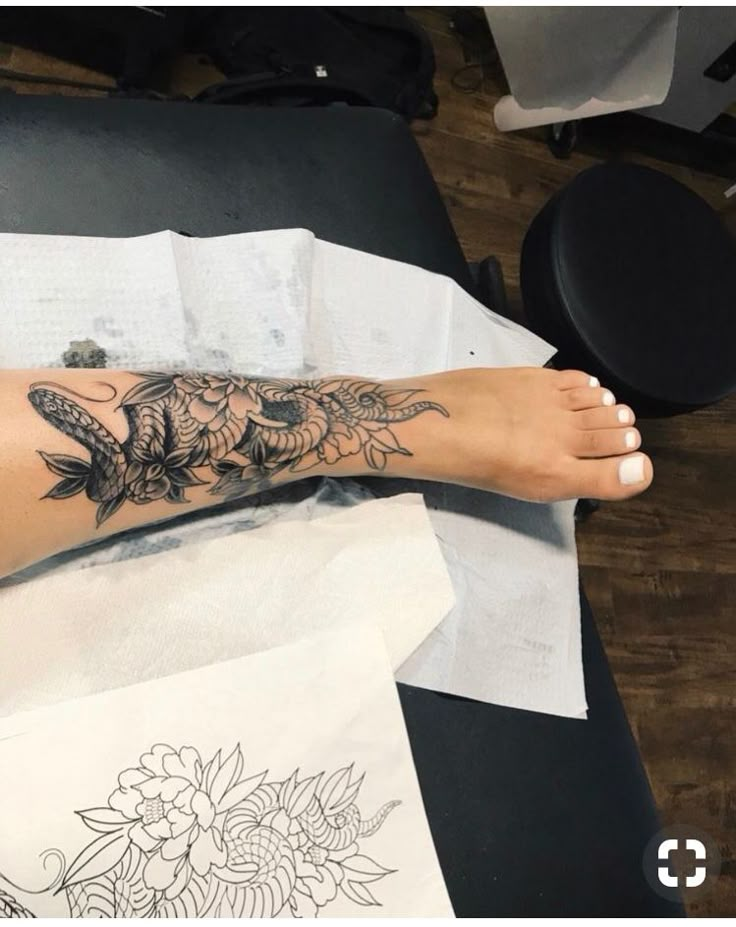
left=487, top=7, right=679, bottom=130
left=0, top=229, right=586, bottom=718
left=0, top=494, right=454, bottom=718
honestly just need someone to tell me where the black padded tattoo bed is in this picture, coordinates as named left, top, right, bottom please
left=0, top=95, right=682, bottom=916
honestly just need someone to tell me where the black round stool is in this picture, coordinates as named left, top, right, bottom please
left=520, top=162, right=736, bottom=416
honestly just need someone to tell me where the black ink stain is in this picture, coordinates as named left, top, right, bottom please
left=62, top=338, right=108, bottom=369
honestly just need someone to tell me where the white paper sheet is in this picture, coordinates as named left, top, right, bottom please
left=0, top=622, right=453, bottom=917
left=0, top=229, right=586, bottom=718
left=487, top=7, right=679, bottom=130
left=396, top=486, right=584, bottom=717
left=0, top=494, right=454, bottom=718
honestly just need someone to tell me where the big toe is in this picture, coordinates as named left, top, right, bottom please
left=570, top=452, right=654, bottom=501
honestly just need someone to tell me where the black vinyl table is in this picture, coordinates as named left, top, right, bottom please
left=0, top=94, right=682, bottom=917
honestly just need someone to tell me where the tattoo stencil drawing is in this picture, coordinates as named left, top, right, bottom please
left=29, top=373, right=448, bottom=527
left=0, top=744, right=400, bottom=918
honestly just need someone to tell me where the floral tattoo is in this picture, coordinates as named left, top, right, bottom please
left=28, top=373, right=448, bottom=527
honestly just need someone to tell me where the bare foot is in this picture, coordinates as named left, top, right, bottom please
left=390, top=367, right=654, bottom=503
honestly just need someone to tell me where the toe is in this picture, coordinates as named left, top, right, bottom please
left=564, top=385, right=617, bottom=411
left=572, top=427, right=640, bottom=458
left=576, top=404, right=636, bottom=430
left=557, top=369, right=600, bottom=390
left=570, top=452, right=654, bottom=500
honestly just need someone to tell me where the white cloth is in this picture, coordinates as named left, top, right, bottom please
left=0, top=229, right=586, bottom=718
left=0, top=622, right=454, bottom=917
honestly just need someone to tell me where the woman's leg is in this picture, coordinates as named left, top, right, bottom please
left=0, top=366, right=651, bottom=577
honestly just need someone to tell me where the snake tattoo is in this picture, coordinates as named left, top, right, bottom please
left=28, top=372, right=448, bottom=527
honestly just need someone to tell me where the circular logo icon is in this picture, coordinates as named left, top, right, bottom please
left=643, top=824, right=721, bottom=903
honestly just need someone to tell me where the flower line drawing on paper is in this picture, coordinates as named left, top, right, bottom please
left=0, top=743, right=400, bottom=918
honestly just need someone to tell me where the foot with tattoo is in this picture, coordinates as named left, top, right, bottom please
left=28, top=366, right=652, bottom=531
left=0, top=364, right=654, bottom=577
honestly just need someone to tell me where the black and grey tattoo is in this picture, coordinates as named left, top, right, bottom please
left=29, top=373, right=448, bottom=527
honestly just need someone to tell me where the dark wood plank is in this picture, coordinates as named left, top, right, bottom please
left=0, top=43, right=113, bottom=96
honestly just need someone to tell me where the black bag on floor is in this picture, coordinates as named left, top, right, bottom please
left=0, top=6, right=437, bottom=120
left=193, top=7, right=438, bottom=120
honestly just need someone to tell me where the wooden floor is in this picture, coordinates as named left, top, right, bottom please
left=410, top=8, right=735, bottom=917
left=1, top=13, right=734, bottom=914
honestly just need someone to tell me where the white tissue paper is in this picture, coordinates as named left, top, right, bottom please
left=0, top=621, right=454, bottom=917
left=0, top=494, right=454, bottom=718
left=0, top=229, right=585, bottom=718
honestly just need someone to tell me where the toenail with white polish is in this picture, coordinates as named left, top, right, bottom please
left=617, top=408, right=632, bottom=424
left=589, top=376, right=600, bottom=387
left=625, top=430, right=637, bottom=449
left=602, top=391, right=615, bottom=406
left=619, top=455, right=645, bottom=485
